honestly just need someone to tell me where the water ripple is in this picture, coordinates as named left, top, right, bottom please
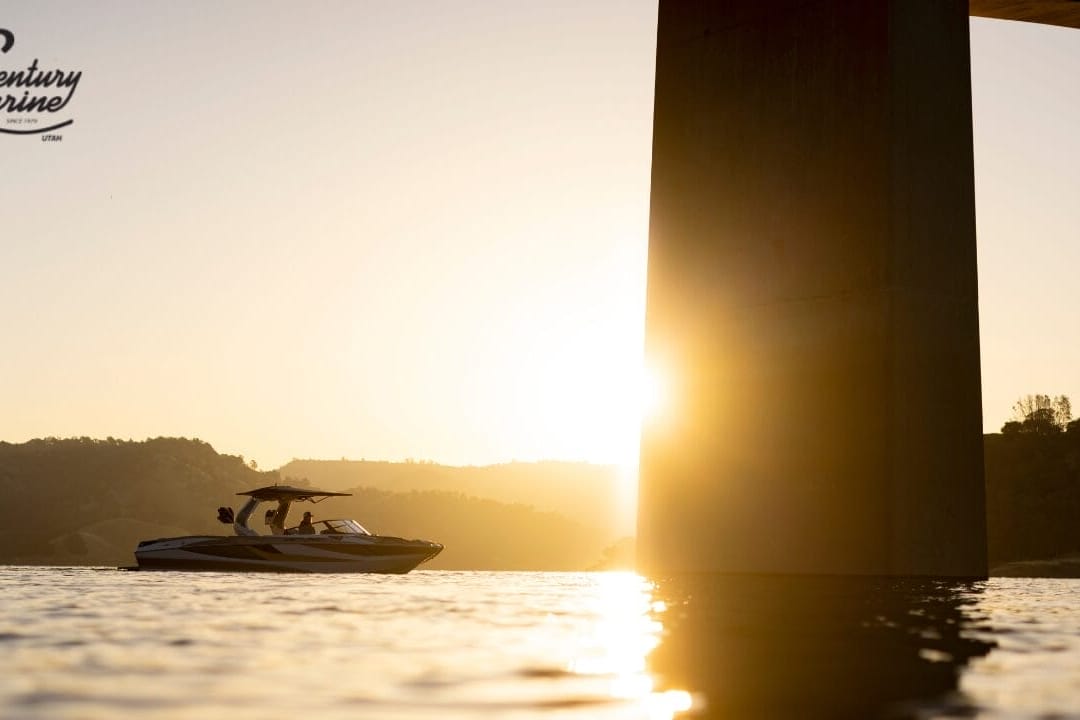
left=1, top=568, right=1078, bottom=718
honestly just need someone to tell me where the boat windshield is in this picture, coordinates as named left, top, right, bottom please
left=315, top=519, right=372, bottom=536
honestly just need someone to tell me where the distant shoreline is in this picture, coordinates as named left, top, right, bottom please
left=990, top=556, right=1080, bottom=579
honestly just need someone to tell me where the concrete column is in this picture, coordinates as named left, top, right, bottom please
left=638, top=0, right=986, bottom=577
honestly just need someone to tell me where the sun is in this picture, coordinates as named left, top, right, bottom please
left=508, top=347, right=670, bottom=475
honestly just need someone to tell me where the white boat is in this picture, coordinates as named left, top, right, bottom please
left=133, top=485, right=443, bottom=573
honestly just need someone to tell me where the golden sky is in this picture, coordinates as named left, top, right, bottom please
left=1, top=4, right=1077, bottom=469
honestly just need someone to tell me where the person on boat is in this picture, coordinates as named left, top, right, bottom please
left=265, top=504, right=286, bottom=535
left=298, top=511, right=316, bottom=534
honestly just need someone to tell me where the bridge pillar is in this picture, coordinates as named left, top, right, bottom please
left=639, top=0, right=986, bottom=576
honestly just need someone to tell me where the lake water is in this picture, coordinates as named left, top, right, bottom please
left=1, top=568, right=1078, bottom=719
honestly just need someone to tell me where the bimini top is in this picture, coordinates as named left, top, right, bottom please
left=238, top=485, right=352, bottom=502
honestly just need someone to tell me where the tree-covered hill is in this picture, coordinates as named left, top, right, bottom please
left=279, top=458, right=630, bottom=537
left=0, top=437, right=271, bottom=565
left=0, top=437, right=607, bottom=570
left=8, top=427, right=1080, bottom=573
left=986, top=424, right=1080, bottom=567
left=321, top=487, right=605, bottom=570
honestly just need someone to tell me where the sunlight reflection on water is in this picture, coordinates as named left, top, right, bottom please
left=2, top=568, right=1079, bottom=719
left=0, top=568, right=691, bottom=720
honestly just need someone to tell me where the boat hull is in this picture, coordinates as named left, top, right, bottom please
left=134, top=535, right=442, bottom=573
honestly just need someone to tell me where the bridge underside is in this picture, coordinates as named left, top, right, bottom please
left=969, top=0, right=1080, bottom=28
left=639, top=0, right=990, bottom=577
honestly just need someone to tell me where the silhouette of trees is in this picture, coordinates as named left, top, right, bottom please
left=1002, top=394, right=1072, bottom=435
left=0, top=436, right=275, bottom=563
left=987, top=394, right=1080, bottom=568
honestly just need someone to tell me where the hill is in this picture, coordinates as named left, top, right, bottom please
left=279, top=458, right=632, bottom=537
left=7, top=431, right=1080, bottom=573
left=0, top=437, right=272, bottom=565
left=0, top=437, right=607, bottom=570
left=985, top=427, right=1080, bottom=568
left=314, top=487, right=606, bottom=570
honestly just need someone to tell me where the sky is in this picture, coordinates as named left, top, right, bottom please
left=1, top=4, right=1076, bottom=470
left=970, top=17, right=1080, bottom=431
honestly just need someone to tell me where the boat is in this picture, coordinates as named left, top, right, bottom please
left=132, top=485, right=443, bottom=573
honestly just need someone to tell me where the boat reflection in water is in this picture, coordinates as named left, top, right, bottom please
left=641, top=575, right=996, bottom=719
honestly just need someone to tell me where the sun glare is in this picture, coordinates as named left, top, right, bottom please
left=639, top=364, right=668, bottom=427
left=513, top=337, right=664, bottom=470
left=508, top=350, right=665, bottom=537
left=569, top=573, right=696, bottom=719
